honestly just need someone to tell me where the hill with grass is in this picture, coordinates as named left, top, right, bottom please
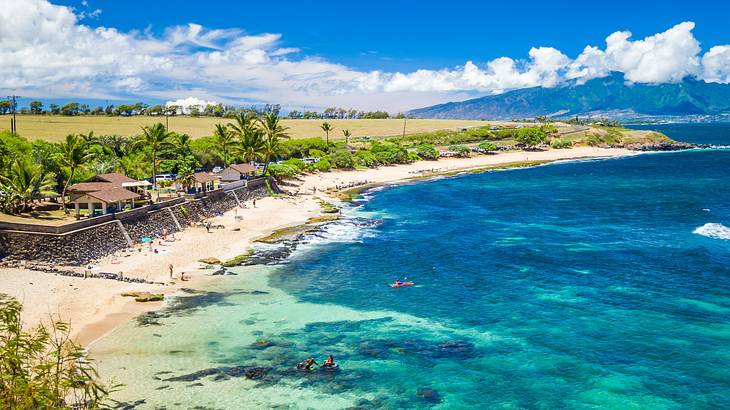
left=408, top=73, right=730, bottom=120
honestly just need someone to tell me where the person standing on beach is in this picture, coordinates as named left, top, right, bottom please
left=253, top=199, right=256, bottom=208
left=168, top=264, right=173, bottom=279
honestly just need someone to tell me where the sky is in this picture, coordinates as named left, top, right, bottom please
left=3, top=0, right=730, bottom=112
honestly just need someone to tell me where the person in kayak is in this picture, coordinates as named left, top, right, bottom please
left=323, top=355, right=335, bottom=367
left=300, top=358, right=319, bottom=371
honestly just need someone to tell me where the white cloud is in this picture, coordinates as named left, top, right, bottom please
left=702, top=45, right=730, bottom=83
left=166, top=97, right=219, bottom=114
left=2, top=1, right=730, bottom=112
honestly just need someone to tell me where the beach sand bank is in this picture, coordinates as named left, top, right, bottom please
left=0, top=146, right=635, bottom=345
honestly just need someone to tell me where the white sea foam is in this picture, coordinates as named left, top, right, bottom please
left=693, top=223, right=730, bottom=240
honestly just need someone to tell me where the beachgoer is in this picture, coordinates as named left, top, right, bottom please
left=168, top=264, right=173, bottom=279
left=205, top=221, right=211, bottom=233
left=162, top=227, right=168, bottom=240
left=180, top=271, right=186, bottom=281
left=301, top=358, right=318, bottom=370
left=253, top=199, right=257, bottom=208
left=323, top=355, right=335, bottom=367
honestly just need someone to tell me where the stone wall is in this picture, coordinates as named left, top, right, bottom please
left=0, top=181, right=273, bottom=265
left=0, top=221, right=128, bottom=265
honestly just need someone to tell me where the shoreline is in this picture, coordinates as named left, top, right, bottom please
left=0, top=146, right=637, bottom=346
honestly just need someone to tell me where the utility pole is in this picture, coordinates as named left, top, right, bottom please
left=402, top=117, right=407, bottom=138
left=7, top=95, right=19, bottom=134
left=165, top=109, right=169, bottom=131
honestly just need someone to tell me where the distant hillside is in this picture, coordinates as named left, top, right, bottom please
left=408, top=73, right=730, bottom=120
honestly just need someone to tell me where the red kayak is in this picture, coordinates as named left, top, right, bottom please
left=390, top=281, right=414, bottom=287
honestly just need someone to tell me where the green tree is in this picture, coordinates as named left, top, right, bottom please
left=56, top=134, right=92, bottom=214
left=516, top=128, right=547, bottom=148
left=0, top=100, right=11, bottom=115
left=135, top=123, right=171, bottom=196
left=258, top=112, right=290, bottom=175
left=228, top=112, right=264, bottom=163
left=0, top=296, right=112, bottom=408
left=415, top=143, right=439, bottom=160
left=478, top=141, right=498, bottom=152
left=342, top=129, right=351, bottom=145
left=320, top=122, right=334, bottom=144
left=60, top=102, right=80, bottom=116
left=212, top=124, right=235, bottom=167
left=0, top=158, right=55, bottom=214
left=29, top=100, right=43, bottom=114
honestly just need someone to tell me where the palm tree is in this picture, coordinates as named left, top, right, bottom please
left=260, top=135, right=284, bottom=176
left=134, top=123, right=171, bottom=196
left=165, top=133, right=198, bottom=174
left=342, top=129, right=351, bottom=145
left=0, top=157, right=55, bottom=214
left=227, top=111, right=257, bottom=139
left=258, top=112, right=289, bottom=175
left=236, top=129, right=265, bottom=164
left=321, top=122, right=334, bottom=144
left=212, top=124, right=235, bottom=168
left=259, top=111, right=289, bottom=142
left=56, top=134, right=92, bottom=214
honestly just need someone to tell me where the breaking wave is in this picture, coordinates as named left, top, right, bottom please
left=693, top=223, right=730, bottom=240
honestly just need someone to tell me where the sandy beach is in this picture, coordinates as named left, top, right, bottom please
left=0, top=146, right=635, bottom=345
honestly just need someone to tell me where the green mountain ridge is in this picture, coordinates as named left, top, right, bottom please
left=408, top=73, right=730, bottom=120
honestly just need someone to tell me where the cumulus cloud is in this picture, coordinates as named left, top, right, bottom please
left=166, top=97, right=219, bottom=114
left=2, top=0, right=730, bottom=111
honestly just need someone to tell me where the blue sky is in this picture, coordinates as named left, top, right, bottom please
left=4, top=0, right=730, bottom=111
left=53, top=0, right=730, bottom=72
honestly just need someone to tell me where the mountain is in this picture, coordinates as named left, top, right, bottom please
left=408, top=73, right=730, bottom=120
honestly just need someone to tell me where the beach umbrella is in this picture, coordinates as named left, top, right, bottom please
left=141, top=236, right=152, bottom=243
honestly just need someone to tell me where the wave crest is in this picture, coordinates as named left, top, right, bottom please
left=693, top=223, right=730, bottom=240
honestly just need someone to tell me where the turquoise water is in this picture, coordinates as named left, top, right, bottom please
left=94, top=125, right=730, bottom=409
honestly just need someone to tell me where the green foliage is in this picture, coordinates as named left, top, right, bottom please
left=354, top=150, right=378, bottom=168
left=515, top=128, right=548, bottom=148
left=415, top=143, right=439, bottom=160
left=266, top=163, right=300, bottom=180
left=370, top=142, right=410, bottom=165
left=387, top=126, right=494, bottom=147
left=449, top=145, right=471, bottom=157
left=550, top=138, right=573, bottom=149
left=314, top=158, right=332, bottom=172
left=282, top=137, right=329, bottom=158
left=477, top=141, right=498, bottom=152
left=0, top=296, right=113, bottom=408
left=326, top=150, right=355, bottom=169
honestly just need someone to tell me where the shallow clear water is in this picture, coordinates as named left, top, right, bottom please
left=94, top=124, right=730, bottom=409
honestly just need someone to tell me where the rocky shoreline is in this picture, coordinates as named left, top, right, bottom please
left=627, top=141, right=710, bottom=151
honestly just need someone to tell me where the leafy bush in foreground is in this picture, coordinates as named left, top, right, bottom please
left=326, top=150, right=355, bottom=169
left=478, top=141, right=498, bottom=152
left=0, top=297, right=113, bottom=408
left=315, top=158, right=332, bottom=172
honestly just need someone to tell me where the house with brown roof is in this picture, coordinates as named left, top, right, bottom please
left=68, top=172, right=147, bottom=218
left=180, top=172, right=221, bottom=195
left=220, top=163, right=258, bottom=182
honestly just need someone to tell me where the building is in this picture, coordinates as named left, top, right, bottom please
left=220, top=163, right=257, bottom=182
left=182, top=172, right=221, bottom=195
left=67, top=172, right=149, bottom=218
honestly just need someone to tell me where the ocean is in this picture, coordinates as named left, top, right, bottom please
left=93, top=123, right=730, bottom=409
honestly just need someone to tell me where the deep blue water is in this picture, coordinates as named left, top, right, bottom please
left=267, top=124, right=730, bottom=408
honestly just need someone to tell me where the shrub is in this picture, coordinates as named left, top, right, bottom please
left=478, top=141, right=497, bottom=152
left=449, top=145, right=471, bottom=157
left=282, top=158, right=306, bottom=171
left=550, top=139, right=573, bottom=149
left=315, top=158, right=332, bottom=172
left=267, top=163, right=300, bottom=179
left=326, top=150, right=355, bottom=169
left=515, top=128, right=547, bottom=148
left=354, top=150, right=378, bottom=168
left=370, top=142, right=409, bottom=165
left=415, top=144, right=439, bottom=160
left=309, top=149, right=326, bottom=158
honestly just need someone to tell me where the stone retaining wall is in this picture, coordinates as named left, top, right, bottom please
left=0, top=181, right=273, bottom=265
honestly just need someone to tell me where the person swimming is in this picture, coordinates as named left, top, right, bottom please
left=323, top=355, right=335, bottom=367
left=298, top=358, right=319, bottom=371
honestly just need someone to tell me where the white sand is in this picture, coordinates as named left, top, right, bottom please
left=0, top=146, right=635, bottom=345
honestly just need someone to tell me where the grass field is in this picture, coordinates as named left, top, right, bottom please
left=1, top=115, right=495, bottom=141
